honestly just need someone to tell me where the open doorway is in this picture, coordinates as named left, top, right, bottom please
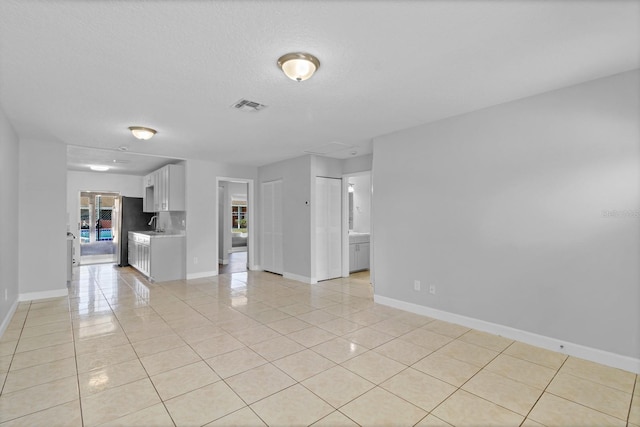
left=342, top=171, right=372, bottom=280
left=217, top=179, right=252, bottom=274
left=79, top=191, right=119, bottom=265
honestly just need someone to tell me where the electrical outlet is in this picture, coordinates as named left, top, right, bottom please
left=193, top=257, right=198, bottom=265
left=414, top=280, right=421, bottom=291
left=429, top=285, right=436, bottom=295
left=4, top=289, right=7, bottom=301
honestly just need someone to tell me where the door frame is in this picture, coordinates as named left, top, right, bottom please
left=215, top=177, right=257, bottom=271
left=341, top=171, right=372, bottom=278
left=315, top=176, right=342, bottom=282
left=77, top=190, right=120, bottom=265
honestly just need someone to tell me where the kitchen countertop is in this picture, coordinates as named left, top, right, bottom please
left=131, top=231, right=185, bottom=238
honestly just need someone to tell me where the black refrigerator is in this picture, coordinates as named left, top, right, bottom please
left=116, top=196, right=155, bottom=267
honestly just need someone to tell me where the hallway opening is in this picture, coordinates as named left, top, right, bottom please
left=79, top=191, right=119, bottom=265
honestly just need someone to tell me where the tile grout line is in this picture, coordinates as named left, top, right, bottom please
left=0, top=302, right=29, bottom=397
left=519, top=355, right=572, bottom=426
left=629, top=377, right=638, bottom=424
left=530, top=352, right=637, bottom=426
left=241, top=293, right=379, bottom=425
left=120, top=266, right=295, bottom=426
left=2, top=301, right=81, bottom=423
left=1, top=301, right=80, bottom=425
left=539, top=360, right=636, bottom=424
left=288, top=318, right=448, bottom=425
left=16, top=263, right=634, bottom=427
left=70, top=268, right=154, bottom=425
left=102, top=267, right=179, bottom=427
left=68, top=290, right=86, bottom=427
left=413, top=338, right=509, bottom=426
left=200, top=273, right=377, bottom=426
left=0, top=301, right=29, bottom=413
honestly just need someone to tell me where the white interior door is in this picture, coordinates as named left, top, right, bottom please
left=261, top=180, right=283, bottom=274
left=316, top=177, right=342, bottom=281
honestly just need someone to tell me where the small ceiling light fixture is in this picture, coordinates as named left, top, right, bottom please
left=90, top=165, right=110, bottom=172
left=128, top=126, right=157, bottom=140
left=277, top=52, right=320, bottom=82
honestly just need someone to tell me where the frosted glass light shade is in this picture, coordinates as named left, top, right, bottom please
left=128, top=126, right=157, bottom=140
left=277, top=52, right=320, bottom=82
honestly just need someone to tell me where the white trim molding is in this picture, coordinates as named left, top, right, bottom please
left=19, top=288, right=68, bottom=302
left=186, top=271, right=218, bottom=280
left=0, top=299, right=19, bottom=339
left=374, top=294, right=640, bottom=374
left=283, top=272, right=315, bottom=284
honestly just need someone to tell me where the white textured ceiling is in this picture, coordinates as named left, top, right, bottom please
left=1, top=1, right=638, bottom=174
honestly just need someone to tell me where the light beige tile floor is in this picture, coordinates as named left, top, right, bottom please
left=0, top=264, right=638, bottom=426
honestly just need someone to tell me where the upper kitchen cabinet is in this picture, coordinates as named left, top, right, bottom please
left=144, top=172, right=154, bottom=188
left=143, top=164, right=185, bottom=212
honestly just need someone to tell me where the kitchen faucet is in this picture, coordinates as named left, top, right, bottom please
left=148, top=216, right=157, bottom=230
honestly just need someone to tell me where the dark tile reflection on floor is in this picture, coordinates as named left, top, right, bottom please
left=219, top=250, right=247, bottom=274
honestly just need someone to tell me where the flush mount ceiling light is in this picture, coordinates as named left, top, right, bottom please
left=90, top=165, right=110, bottom=172
left=128, top=126, right=157, bottom=140
left=277, top=52, right=320, bottom=82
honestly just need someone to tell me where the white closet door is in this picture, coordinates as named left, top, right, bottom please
left=316, top=177, right=342, bottom=281
left=261, top=180, right=283, bottom=274
left=272, top=180, right=283, bottom=274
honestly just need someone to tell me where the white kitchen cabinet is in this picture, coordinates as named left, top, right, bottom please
left=157, top=164, right=184, bottom=211
left=153, top=169, right=163, bottom=212
left=128, top=232, right=150, bottom=276
left=144, top=173, right=154, bottom=188
left=143, top=173, right=155, bottom=213
left=128, top=231, right=185, bottom=282
left=142, top=164, right=185, bottom=212
left=349, top=242, right=370, bottom=273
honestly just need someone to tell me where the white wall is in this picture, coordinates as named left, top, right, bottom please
left=67, top=170, right=144, bottom=260
left=373, top=70, right=640, bottom=368
left=0, top=107, right=20, bottom=333
left=343, top=154, right=373, bottom=175
left=258, top=154, right=370, bottom=282
left=18, top=139, right=68, bottom=299
left=185, top=159, right=257, bottom=279
left=259, top=155, right=313, bottom=281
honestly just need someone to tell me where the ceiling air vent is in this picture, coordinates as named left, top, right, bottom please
left=232, top=99, right=267, bottom=112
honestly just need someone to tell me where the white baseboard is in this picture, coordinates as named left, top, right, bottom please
left=186, top=270, right=218, bottom=280
left=19, top=288, right=68, bottom=302
left=283, top=272, right=314, bottom=284
left=374, top=295, right=640, bottom=374
left=219, top=259, right=229, bottom=265
left=0, top=299, right=19, bottom=339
